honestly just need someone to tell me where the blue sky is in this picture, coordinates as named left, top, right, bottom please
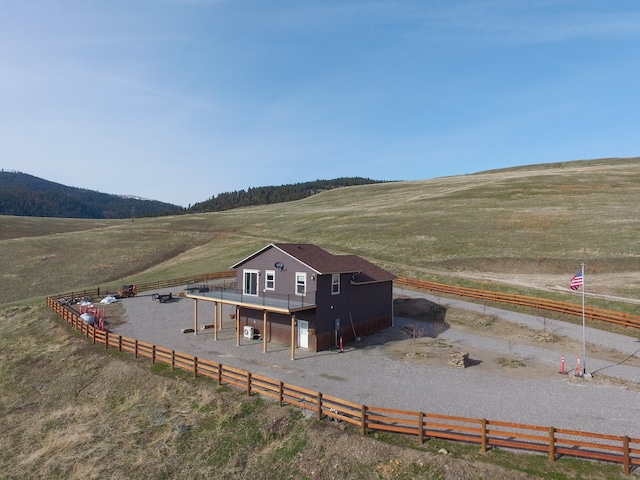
left=1, top=1, right=639, bottom=207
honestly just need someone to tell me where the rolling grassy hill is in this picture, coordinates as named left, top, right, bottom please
left=1, top=157, right=638, bottom=306
left=1, top=158, right=638, bottom=479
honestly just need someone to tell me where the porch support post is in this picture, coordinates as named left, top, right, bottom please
left=236, top=306, right=240, bottom=346
left=263, top=310, right=268, bottom=353
left=291, top=314, right=296, bottom=361
left=193, top=298, right=198, bottom=335
left=213, top=302, right=218, bottom=341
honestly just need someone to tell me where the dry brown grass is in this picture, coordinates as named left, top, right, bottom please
left=1, top=159, right=639, bottom=479
left=1, top=158, right=639, bottom=306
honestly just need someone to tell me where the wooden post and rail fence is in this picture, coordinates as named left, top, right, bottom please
left=395, top=276, right=640, bottom=330
left=46, top=272, right=640, bottom=474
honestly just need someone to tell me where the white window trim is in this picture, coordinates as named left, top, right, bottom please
left=265, top=270, right=275, bottom=291
left=243, top=269, right=259, bottom=296
left=295, top=272, right=307, bottom=296
left=331, top=273, right=340, bottom=295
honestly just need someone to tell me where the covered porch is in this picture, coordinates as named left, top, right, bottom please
left=186, top=290, right=316, bottom=360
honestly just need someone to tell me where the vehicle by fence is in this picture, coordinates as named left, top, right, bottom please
left=396, top=276, right=640, bottom=330
left=47, top=294, right=640, bottom=474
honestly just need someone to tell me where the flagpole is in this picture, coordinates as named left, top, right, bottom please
left=581, top=262, right=587, bottom=376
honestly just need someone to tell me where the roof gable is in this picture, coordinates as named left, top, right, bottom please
left=231, top=243, right=396, bottom=283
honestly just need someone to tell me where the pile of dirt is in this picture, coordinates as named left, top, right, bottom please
left=394, top=297, right=446, bottom=321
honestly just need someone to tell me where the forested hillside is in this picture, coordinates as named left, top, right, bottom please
left=0, top=172, right=387, bottom=219
left=0, top=171, right=180, bottom=219
left=186, top=177, right=387, bottom=213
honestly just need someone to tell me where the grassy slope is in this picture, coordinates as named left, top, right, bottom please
left=1, top=158, right=639, bottom=479
left=1, top=158, right=639, bottom=306
left=1, top=305, right=631, bottom=480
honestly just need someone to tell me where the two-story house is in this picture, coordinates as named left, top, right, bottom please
left=194, top=243, right=396, bottom=355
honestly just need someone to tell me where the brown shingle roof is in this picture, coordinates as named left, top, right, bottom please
left=274, top=243, right=396, bottom=283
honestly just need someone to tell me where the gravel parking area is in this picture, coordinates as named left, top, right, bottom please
left=111, top=284, right=640, bottom=438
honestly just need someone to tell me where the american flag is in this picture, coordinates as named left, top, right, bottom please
left=570, top=268, right=583, bottom=290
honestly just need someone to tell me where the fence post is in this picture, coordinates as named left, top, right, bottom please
left=418, top=412, right=424, bottom=445
left=118, top=335, right=122, bottom=352
left=92, top=325, right=96, bottom=345
left=623, top=436, right=630, bottom=475
left=548, top=426, right=556, bottom=461
left=171, top=350, right=175, bottom=371
left=317, top=392, right=322, bottom=421
left=193, top=356, right=197, bottom=378
left=134, top=339, right=138, bottom=358
left=151, top=345, right=156, bottom=365
left=481, top=419, right=487, bottom=453
left=279, top=381, right=284, bottom=407
left=104, top=330, right=108, bottom=350
left=217, top=363, right=222, bottom=386
left=361, top=405, right=367, bottom=437
left=246, top=372, right=251, bottom=396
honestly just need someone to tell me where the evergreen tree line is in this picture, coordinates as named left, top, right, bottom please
left=0, top=171, right=179, bottom=219
left=0, top=171, right=389, bottom=218
left=187, top=177, right=387, bottom=213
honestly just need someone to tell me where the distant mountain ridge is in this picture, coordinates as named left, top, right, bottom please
left=0, top=171, right=180, bottom=219
left=0, top=171, right=388, bottom=219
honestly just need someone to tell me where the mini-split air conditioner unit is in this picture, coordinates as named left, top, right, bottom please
left=243, top=326, right=254, bottom=339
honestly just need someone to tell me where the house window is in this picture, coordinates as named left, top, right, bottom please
left=332, top=273, right=340, bottom=295
left=295, top=272, right=306, bottom=295
left=243, top=269, right=259, bottom=296
left=265, top=270, right=275, bottom=291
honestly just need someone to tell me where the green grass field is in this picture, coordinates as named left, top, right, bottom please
left=1, top=158, right=638, bottom=479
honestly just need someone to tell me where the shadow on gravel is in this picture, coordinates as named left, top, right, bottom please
left=591, top=349, right=640, bottom=375
left=466, top=358, right=482, bottom=367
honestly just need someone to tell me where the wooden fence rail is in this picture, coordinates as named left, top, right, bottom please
left=395, top=276, right=640, bottom=330
left=47, top=271, right=639, bottom=330
left=47, top=295, right=640, bottom=474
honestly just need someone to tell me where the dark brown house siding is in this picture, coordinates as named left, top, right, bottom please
left=314, top=273, right=393, bottom=350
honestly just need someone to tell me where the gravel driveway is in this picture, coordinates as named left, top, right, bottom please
left=111, top=285, right=640, bottom=438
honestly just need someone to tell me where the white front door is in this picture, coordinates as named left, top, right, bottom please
left=298, top=320, right=308, bottom=349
